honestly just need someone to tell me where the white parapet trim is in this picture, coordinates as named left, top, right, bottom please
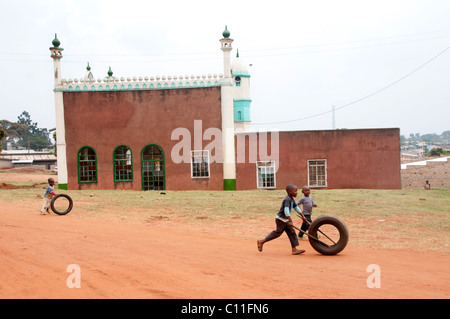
left=56, top=73, right=225, bottom=92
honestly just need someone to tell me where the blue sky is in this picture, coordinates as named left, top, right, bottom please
left=1, top=0, right=449, bottom=137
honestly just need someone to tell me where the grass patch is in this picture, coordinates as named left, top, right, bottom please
left=1, top=186, right=448, bottom=253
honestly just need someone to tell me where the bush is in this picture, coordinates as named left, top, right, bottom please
left=429, top=147, right=444, bottom=157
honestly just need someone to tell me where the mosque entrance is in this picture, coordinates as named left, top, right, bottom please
left=141, top=144, right=165, bottom=191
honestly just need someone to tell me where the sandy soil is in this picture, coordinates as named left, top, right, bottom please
left=0, top=171, right=449, bottom=299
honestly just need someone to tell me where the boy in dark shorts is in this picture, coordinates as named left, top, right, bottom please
left=257, top=184, right=305, bottom=255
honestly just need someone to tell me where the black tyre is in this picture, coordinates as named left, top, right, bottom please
left=308, top=215, right=349, bottom=255
left=50, top=193, right=73, bottom=215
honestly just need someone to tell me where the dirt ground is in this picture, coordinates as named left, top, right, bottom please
left=0, top=170, right=449, bottom=299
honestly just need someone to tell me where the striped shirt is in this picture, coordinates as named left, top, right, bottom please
left=276, top=195, right=302, bottom=222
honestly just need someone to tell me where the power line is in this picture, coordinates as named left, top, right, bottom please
left=1, top=29, right=450, bottom=62
left=252, top=45, right=450, bottom=126
left=246, top=28, right=450, bottom=52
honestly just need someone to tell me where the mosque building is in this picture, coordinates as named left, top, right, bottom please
left=50, top=27, right=401, bottom=191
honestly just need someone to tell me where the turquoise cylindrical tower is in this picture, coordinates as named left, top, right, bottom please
left=231, top=49, right=251, bottom=131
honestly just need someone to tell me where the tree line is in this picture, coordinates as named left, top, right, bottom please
left=0, top=111, right=53, bottom=152
left=400, top=131, right=450, bottom=145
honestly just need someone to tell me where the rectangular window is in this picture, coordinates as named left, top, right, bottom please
left=257, top=161, right=276, bottom=189
left=191, top=150, right=210, bottom=178
left=78, top=146, right=97, bottom=183
left=308, top=159, right=327, bottom=187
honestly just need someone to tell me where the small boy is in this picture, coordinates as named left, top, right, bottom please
left=257, top=184, right=305, bottom=255
left=40, top=178, right=56, bottom=215
left=297, top=185, right=317, bottom=238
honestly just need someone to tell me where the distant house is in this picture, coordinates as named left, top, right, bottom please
left=0, top=150, right=57, bottom=170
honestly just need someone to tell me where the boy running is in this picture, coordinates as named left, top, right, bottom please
left=257, top=184, right=305, bottom=255
left=297, top=186, right=317, bottom=238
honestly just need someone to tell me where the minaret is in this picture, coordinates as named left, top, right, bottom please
left=231, top=49, right=252, bottom=131
left=50, top=34, right=63, bottom=85
left=50, top=34, right=68, bottom=190
left=219, top=26, right=236, bottom=190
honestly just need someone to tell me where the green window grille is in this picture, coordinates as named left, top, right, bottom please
left=114, top=145, right=133, bottom=182
left=141, top=144, right=165, bottom=191
left=78, top=146, right=97, bottom=183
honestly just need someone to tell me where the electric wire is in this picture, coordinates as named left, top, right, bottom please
left=1, top=29, right=450, bottom=63
left=251, top=46, right=450, bottom=126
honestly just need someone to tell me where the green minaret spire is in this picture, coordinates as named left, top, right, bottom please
left=222, top=25, right=230, bottom=38
left=52, top=33, right=60, bottom=48
left=107, top=66, right=113, bottom=77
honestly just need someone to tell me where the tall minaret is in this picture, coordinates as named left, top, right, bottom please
left=50, top=34, right=68, bottom=190
left=231, top=49, right=252, bottom=131
left=219, top=26, right=236, bottom=190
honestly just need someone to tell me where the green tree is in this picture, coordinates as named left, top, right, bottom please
left=442, top=130, right=450, bottom=141
left=400, top=135, right=407, bottom=145
left=16, top=111, right=52, bottom=151
left=421, top=133, right=439, bottom=143
left=0, top=125, right=7, bottom=152
left=429, top=147, right=444, bottom=157
left=53, top=131, right=57, bottom=156
left=0, top=120, right=27, bottom=150
left=0, top=112, right=52, bottom=151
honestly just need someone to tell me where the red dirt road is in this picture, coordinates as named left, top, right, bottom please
left=0, top=200, right=448, bottom=299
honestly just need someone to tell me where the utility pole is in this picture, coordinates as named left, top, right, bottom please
left=332, top=105, right=336, bottom=130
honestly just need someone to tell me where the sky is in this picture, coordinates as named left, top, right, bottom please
left=1, top=0, right=449, bottom=138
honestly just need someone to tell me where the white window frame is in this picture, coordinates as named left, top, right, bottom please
left=307, top=159, right=327, bottom=188
left=191, top=150, right=210, bottom=178
left=256, top=161, right=276, bottom=189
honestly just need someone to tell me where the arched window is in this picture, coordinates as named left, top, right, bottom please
left=235, top=76, right=241, bottom=87
left=114, top=145, right=133, bottom=182
left=141, top=144, right=165, bottom=191
left=78, top=146, right=97, bottom=183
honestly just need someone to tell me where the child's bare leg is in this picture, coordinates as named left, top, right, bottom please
left=286, top=224, right=304, bottom=255
left=258, top=219, right=285, bottom=252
